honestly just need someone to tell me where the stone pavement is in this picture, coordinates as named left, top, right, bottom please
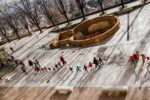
left=0, top=3, right=150, bottom=88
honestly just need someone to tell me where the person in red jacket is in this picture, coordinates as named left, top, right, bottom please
left=88, top=62, right=93, bottom=68
left=129, top=55, right=136, bottom=67
left=60, top=55, right=67, bottom=65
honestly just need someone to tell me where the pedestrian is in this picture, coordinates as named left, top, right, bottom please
left=15, top=59, right=19, bottom=66
left=0, top=62, right=5, bottom=68
left=53, top=67, right=55, bottom=71
left=76, top=66, right=81, bottom=72
left=11, top=56, right=15, bottom=61
left=28, top=60, right=33, bottom=67
left=129, top=55, right=136, bottom=67
left=83, top=65, right=88, bottom=72
left=135, top=51, right=140, bottom=61
left=60, top=55, right=67, bottom=65
left=129, top=55, right=134, bottom=63
left=141, top=54, right=146, bottom=64
left=55, top=64, right=59, bottom=69
left=58, top=62, right=62, bottom=68
left=41, top=45, right=47, bottom=51
left=147, top=57, right=150, bottom=66
left=69, top=67, right=73, bottom=72
left=88, top=62, right=93, bottom=68
left=20, top=61, right=27, bottom=74
left=146, top=57, right=150, bottom=76
left=48, top=67, right=51, bottom=71
left=10, top=47, right=15, bottom=53
left=93, top=57, right=101, bottom=69
left=34, top=59, right=41, bottom=67
left=34, top=66, right=40, bottom=72
left=98, top=56, right=104, bottom=65
left=133, top=53, right=138, bottom=63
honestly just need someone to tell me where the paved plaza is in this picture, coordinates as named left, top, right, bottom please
left=0, top=3, right=150, bottom=89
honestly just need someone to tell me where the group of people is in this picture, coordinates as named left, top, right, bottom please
left=58, top=55, right=104, bottom=73
left=76, top=57, right=104, bottom=72
left=129, top=51, right=150, bottom=68
left=27, top=55, right=104, bottom=74
left=11, top=54, right=104, bottom=75
left=27, top=57, right=64, bottom=73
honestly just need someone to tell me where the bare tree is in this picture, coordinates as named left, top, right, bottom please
left=37, top=0, right=55, bottom=26
left=75, top=0, right=86, bottom=20
left=13, top=0, right=43, bottom=33
left=53, top=0, right=69, bottom=23
left=0, top=6, right=20, bottom=39
left=18, top=12, right=31, bottom=35
left=0, top=17, right=10, bottom=42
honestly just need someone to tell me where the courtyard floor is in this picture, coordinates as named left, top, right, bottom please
left=0, top=2, right=150, bottom=100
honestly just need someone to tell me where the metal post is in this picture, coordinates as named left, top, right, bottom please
left=127, top=12, right=129, bottom=41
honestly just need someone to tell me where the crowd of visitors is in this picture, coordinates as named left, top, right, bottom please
left=14, top=55, right=105, bottom=74
left=129, top=51, right=150, bottom=73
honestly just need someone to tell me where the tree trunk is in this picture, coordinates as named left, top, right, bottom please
left=36, top=24, right=42, bottom=33
left=121, top=0, right=124, bottom=8
left=64, top=13, right=69, bottom=24
left=50, top=18, right=55, bottom=26
left=3, top=34, right=10, bottom=42
left=27, top=28, right=32, bottom=35
left=98, top=0, right=104, bottom=14
left=14, top=30, right=20, bottom=39
left=81, top=9, right=85, bottom=20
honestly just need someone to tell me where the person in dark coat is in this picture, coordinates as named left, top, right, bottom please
left=11, top=56, right=15, bottom=61
left=69, top=67, right=73, bottom=72
left=28, top=60, right=33, bottom=67
left=20, top=61, right=27, bottom=74
left=98, top=57, right=104, bottom=65
left=48, top=67, right=51, bottom=71
left=34, top=59, right=41, bottom=67
left=83, top=65, right=88, bottom=72
left=10, top=47, right=15, bottom=53
left=93, top=57, right=101, bottom=68
left=55, top=64, right=59, bottom=69
left=76, top=66, right=81, bottom=72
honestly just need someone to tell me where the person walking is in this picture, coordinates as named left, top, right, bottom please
left=11, top=56, right=15, bottom=61
left=55, top=64, right=59, bottom=69
left=141, top=54, right=146, bottom=64
left=129, top=55, right=136, bottom=67
left=69, top=67, right=73, bottom=72
left=34, top=59, right=41, bottom=67
left=88, top=62, right=93, bottom=68
left=93, top=57, right=101, bottom=69
left=58, top=62, right=62, bottom=68
left=146, top=57, right=150, bottom=73
left=20, top=61, right=27, bottom=74
left=60, top=55, right=67, bottom=66
left=83, top=65, right=88, bottom=72
left=135, top=51, right=140, bottom=61
left=10, top=47, right=15, bottom=53
left=98, top=56, right=104, bottom=65
left=76, top=66, right=81, bottom=72
left=28, top=60, right=33, bottom=67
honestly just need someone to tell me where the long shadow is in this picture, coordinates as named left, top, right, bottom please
left=14, top=30, right=51, bottom=58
